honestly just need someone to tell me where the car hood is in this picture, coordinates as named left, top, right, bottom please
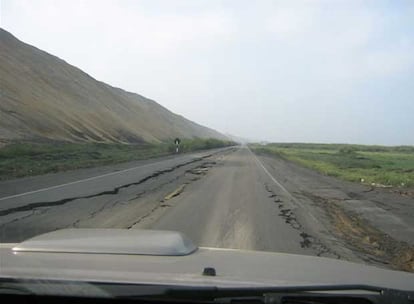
left=0, top=229, right=413, bottom=291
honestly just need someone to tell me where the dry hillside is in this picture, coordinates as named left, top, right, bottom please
left=0, top=28, right=226, bottom=144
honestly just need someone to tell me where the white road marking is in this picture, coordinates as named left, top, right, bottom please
left=247, top=147, right=318, bottom=223
left=247, top=147, right=295, bottom=200
left=0, top=156, right=190, bottom=202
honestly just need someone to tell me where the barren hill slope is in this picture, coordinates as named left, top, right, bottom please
left=0, top=29, right=226, bottom=144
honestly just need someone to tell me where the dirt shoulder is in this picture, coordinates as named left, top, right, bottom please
left=304, top=191, right=414, bottom=272
left=256, top=152, right=414, bottom=272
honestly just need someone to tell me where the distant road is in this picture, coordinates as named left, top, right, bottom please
left=1, top=146, right=413, bottom=271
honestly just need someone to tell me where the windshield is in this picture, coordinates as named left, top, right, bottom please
left=0, top=0, right=413, bottom=292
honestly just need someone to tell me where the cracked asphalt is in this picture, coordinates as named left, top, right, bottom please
left=0, top=146, right=412, bottom=271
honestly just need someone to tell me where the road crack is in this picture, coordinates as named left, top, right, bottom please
left=302, top=191, right=414, bottom=272
left=127, top=160, right=220, bottom=229
left=264, top=184, right=340, bottom=259
left=0, top=155, right=214, bottom=217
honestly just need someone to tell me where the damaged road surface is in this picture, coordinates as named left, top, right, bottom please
left=1, top=146, right=413, bottom=273
left=0, top=148, right=232, bottom=242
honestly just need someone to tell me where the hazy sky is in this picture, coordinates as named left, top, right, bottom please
left=2, top=0, right=414, bottom=145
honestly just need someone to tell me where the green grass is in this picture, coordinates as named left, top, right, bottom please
left=250, top=143, right=414, bottom=187
left=0, top=138, right=235, bottom=180
left=176, top=138, right=235, bottom=152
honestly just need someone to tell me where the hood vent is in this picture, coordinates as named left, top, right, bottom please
left=12, top=229, right=197, bottom=256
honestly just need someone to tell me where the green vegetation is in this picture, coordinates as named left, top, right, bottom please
left=175, top=138, right=235, bottom=152
left=250, top=143, right=414, bottom=187
left=0, top=138, right=235, bottom=180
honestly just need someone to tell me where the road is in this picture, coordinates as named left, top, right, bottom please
left=1, top=146, right=413, bottom=270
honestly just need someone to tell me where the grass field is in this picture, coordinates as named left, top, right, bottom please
left=250, top=143, right=414, bottom=188
left=0, top=138, right=235, bottom=180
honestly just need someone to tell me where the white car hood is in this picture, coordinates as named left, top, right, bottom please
left=0, top=229, right=413, bottom=291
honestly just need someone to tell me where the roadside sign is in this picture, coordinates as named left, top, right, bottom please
left=174, top=138, right=181, bottom=153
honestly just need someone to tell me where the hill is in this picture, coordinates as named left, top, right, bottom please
left=0, top=28, right=226, bottom=145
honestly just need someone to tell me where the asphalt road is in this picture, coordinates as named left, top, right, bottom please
left=1, top=146, right=412, bottom=270
left=0, top=148, right=231, bottom=242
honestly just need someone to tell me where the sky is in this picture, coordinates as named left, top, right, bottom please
left=1, top=0, right=414, bottom=145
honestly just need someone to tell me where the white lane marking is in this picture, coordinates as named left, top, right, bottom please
left=247, top=147, right=318, bottom=223
left=247, top=147, right=295, bottom=200
left=0, top=156, right=192, bottom=202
